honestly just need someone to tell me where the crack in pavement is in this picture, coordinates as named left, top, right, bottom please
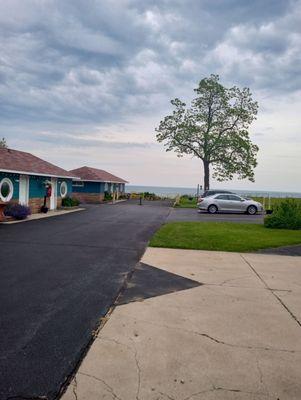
left=256, top=357, right=270, bottom=398
left=181, top=384, right=270, bottom=400
left=98, top=336, right=133, bottom=351
left=72, top=377, right=78, bottom=400
left=240, top=254, right=301, bottom=329
left=129, top=338, right=142, bottom=400
left=202, top=282, right=292, bottom=293
left=78, top=372, right=123, bottom=400
left=212, top=384, right=270, bottom=397
left=75, top=335, right=142, bottom=400
left=123, top=314, right=298, bottom=354
left=158, top=391, right=175, bottom=400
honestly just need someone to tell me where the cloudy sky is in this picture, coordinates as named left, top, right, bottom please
left=0, top=0, right=300, bottom=191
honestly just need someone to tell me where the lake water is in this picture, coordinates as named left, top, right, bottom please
left=126, top=185, right=301, bottom=198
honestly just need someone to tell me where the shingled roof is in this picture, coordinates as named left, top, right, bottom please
left=0, top=148, right=77, bottom=179
left=69, top=166, right=128, bottom=183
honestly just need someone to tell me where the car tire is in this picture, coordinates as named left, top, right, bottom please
left=208, top=204, right=218, bottom=214
left=247, top=205, right=257, bottom=215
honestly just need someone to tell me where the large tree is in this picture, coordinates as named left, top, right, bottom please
left=156, top=75, right=259, bottom=190
left=0, top=138, right=7, bottom=148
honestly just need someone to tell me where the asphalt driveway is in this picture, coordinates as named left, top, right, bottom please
left=0, top=201, right=171, bottom=400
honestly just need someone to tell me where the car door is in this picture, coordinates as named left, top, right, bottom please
left=214, top=194, right=231, bottom=212
left=227, top=195, right=244, bottom=212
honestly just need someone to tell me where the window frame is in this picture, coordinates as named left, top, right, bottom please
left=0, top=177, right=14, bottom=203
left=60, top=181, right=68, bottom=198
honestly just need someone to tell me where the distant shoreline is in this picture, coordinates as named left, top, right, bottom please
left=126, top=185, right=301, bottom=198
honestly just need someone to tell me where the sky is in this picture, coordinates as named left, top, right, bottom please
left=0, top=0, right=301, bottom=191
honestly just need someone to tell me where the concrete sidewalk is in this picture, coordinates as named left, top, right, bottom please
left=61, top=248, right=301, bottom=400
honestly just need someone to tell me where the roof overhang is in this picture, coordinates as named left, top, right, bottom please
left=0, top=168, right=79, bottom=180
left=76, top=179, right=128, bottom=184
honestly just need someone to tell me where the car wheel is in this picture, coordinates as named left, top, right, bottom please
left=247, top=205, right=257, bottom=215
left=208, top=204, right=218, bottom=214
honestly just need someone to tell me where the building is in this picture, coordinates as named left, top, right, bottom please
left=69, top=166, right=128, bottom=203
left=0, top=148, right=77, bottom=213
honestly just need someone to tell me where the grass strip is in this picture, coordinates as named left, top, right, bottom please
left=150, top=222, right=301, bottom=252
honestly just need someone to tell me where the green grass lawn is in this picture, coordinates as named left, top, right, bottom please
left=150, top=222, right=301, bottom=252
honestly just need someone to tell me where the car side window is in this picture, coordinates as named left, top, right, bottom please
left=228, top=195, right=241, bottom=201
left=215, top=195, right=229, bottom=200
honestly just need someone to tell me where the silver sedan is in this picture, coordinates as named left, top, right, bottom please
left=198, top=194, right=263, bottom=215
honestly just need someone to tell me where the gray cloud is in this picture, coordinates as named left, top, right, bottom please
left=0, top=0, right=300, bottom=148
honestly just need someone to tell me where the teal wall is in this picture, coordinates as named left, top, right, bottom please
left=72, top=181, right=124, bottom=194
left=72, top=181, right=101, bottom=193
left=29, top=176, right=50, bottom=198
left=29, top=176, right=73, bottom=198
left=0, top=172, right=73, bottom=201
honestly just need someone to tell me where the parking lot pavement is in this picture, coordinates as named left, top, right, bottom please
left=62, top=247, right=301, bottom=400
left=0, top=202, right=171, bottom=400
left=168, top=207, right=264, bottom=223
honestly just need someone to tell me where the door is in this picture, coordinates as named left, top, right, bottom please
left=50, top=178, right=57, bottom=210
left=227, top=194, right=245, bottom=212
left=214, top=194, right=231, bottom=212
left=19, top=175, right=29, bottom=205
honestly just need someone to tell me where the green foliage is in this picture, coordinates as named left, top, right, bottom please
left=150, top=222, right=301, bottom=252
left=104, top=191, right=113, bottom=201
left=264, top=199, right=301, bottom=230
left=252, top=196, right=301, bottom=210
left=143, top=192, right=158, bottom=200
left=62, top=196, right=80, bottom=207
left=175, top=196, right=197, bottom=208
left=0, top=137, right=7, bottom=148
left=156, top=74, right=259, bottom=189
left=130, top=192, right=162, bottom=200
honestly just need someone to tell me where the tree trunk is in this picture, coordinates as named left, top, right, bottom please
left=203, top=160, right=210, bottom=190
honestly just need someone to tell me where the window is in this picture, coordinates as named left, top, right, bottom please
left=60, top=181, right=68, bottom=198
left=228, top=195, right=241, bottom=201
left=0, top=178, right=14, bottom=202
left=104, top=182, right=108, bottom=191
left=215, top=195, right=229, bottom=200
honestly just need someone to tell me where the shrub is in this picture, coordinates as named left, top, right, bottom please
left=104, top=191, right=113, bottom=201
left=264, top=199, right=301, bottom=230
left=143, top=192, right=157, bottom=200
left=4, top=204, right=31, bottom=220
left=62, top=196, right=80, bottom=207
